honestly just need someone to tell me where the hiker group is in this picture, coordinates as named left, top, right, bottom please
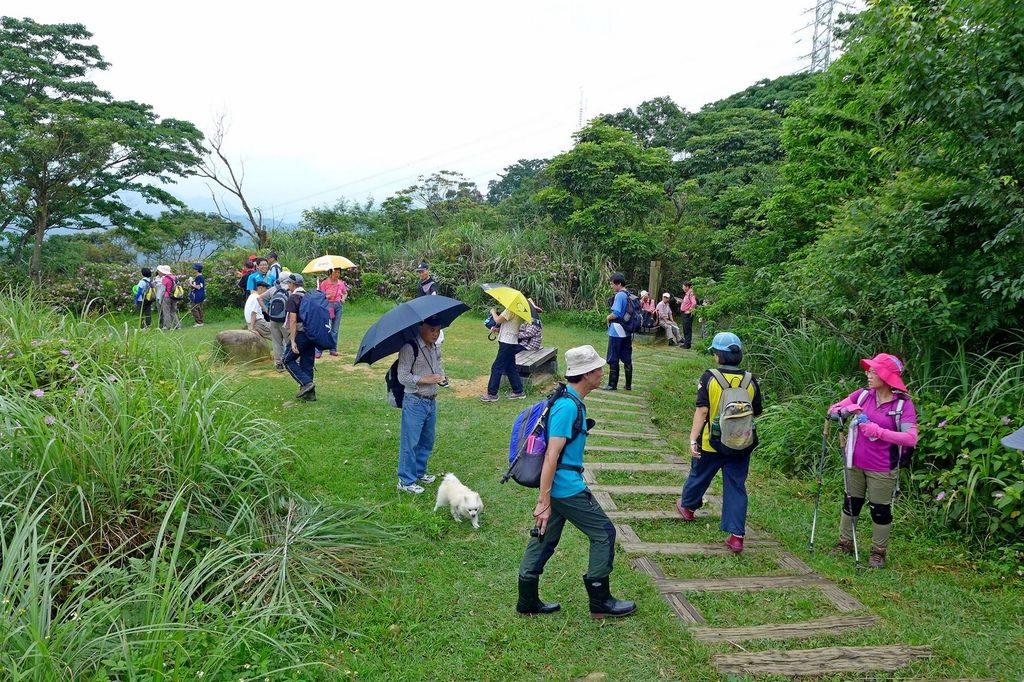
left=133, top=263, right=205, bottom=330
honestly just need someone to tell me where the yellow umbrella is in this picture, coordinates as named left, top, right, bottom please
left=480, top=282, right=531, bottom=321
left=302, top=254, right=357, bottom=273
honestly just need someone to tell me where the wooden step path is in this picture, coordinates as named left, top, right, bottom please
left=586, top=360, right=933, bottom=677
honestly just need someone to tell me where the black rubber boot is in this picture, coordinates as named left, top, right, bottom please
left=583, top=575, right=636, bottom=619
left=601, top=365, right=619, bottom=391
left=623, top=364, right=633, bottom=391
left=517, top=577, right=561, bottom=616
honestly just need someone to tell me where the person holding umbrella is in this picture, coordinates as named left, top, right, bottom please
left=319, top=267, right=349, bottom=357
left=354, top=294, right=470, bottom=495
left=395, top=316, right=448, bottom=494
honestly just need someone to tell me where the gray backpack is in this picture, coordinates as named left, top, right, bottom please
left=708, top=369, right=757, bottom=456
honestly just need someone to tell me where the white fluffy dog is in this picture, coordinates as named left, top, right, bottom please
left=433, top=473, right=483, bottom=529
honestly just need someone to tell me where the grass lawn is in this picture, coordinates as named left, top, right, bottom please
left=157, top=302, right=1023, bottom=680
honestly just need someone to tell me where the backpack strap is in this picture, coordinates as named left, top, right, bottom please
left=739, top=371, right=753, bottom=390
left=856, top=389, right=870, bottom=407
left=708, top=368, right=731, bottom=391
left=541, top=386, right=587, bottom=474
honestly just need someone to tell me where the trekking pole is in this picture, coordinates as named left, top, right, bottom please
left=809, top=417, right=832, bottom=554
left=842, top=456, right=862, bottom=573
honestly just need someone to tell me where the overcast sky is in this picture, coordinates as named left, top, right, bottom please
left=12, top=1, right=829, bottom=224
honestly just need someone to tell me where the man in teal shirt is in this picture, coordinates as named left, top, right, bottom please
left=516, top=345, right=637, bottom=619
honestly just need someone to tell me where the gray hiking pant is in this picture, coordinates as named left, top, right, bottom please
left=519, top=490, right=616, bottom=580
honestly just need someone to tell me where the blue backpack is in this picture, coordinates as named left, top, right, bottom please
left=298, top=290, right=334, bottom=350
left=622, top=291, right=643, bottom=334
left=501, top=383, right=589, bottom=488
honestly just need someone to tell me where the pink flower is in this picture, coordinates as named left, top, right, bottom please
left=30, top=340, right=42, bottom=347
left=60, top=349, right=71, bottom=356
left=935, top=491, right=946, bottom=501
left=31, top=389, right=44, bottom=398
left=1002, top=416, right=1013, bottom=426
left=937, top=419, right=947, bottom=428
left=44, top=416, right=56, bottom=426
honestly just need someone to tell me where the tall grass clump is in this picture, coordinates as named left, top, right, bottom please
left=0, top=292, right=391, bottom=678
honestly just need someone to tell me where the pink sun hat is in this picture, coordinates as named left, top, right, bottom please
left=860, top=353, right=908, bottom=392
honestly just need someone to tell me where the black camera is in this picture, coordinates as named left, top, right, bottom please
left=530, top=526, right=543, bottom=539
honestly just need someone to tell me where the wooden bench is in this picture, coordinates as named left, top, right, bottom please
left=516, top=347, right=558, bottom=377
left=635, top=324, right=666, bottom=345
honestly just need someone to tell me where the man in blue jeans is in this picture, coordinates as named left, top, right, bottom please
left=396, top=317, right=446, bottom=494
left=676, top=332, right=763, bottom=553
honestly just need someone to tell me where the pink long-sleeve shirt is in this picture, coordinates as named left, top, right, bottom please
left=834, top=388, right=918, bottom=471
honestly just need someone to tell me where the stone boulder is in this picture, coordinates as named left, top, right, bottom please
left=215, top=329, right=271, bottom=363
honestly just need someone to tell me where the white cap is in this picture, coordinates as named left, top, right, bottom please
left=565, top=345, right=606, bottom=377
left=662, top=292, right=671, bottom=298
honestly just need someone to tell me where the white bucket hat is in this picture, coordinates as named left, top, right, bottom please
left=565, top=345, right=605, bottom=377
left=639, top=290, right=649, bottom=298
left=156, top=265, right=172, bottom=276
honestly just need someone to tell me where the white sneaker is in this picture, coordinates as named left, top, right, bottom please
left=397, top=482, right=425, bottom=494
left=417, top=474, right=437, bottom=484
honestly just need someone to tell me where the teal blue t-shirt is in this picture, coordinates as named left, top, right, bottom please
left=549, top=386, right=587, bottom=499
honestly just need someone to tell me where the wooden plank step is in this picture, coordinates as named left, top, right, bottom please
left=596, top=418, right=658, bottom=430
left=664, top=591, right=706, bottom=625
left=713, top=645, right=932, bottom=676
left=693, top=614, right=880, bottom=643
left=585, top=440, right=671, bottom=450
left=606, top=510, right=691, bottom=520
left=657, top=574, right=832, bottom=594
left=590, top=484, right=680, bottom=495
left=587, top=462, right=682, bottom=472
left=614, top=524, right=642, bottom=543
left=589, top=430, right=663, bottom=440
left=819, top=584, right=867, bottom=612
left=585, top=406, right=650, bottom=417
left=592, top=491, right=617, bottom=510
left=621, top=540, right=778, bottom=556
left=775, top=552, right=817, bottom=575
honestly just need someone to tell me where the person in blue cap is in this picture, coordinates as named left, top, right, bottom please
left=675, top=331, right=763, bottom=553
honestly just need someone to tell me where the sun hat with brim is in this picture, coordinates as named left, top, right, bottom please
left=156, top=265, right=172, bottom=276
left=1002, top=426, right=1024, bottom=451
left=709, top=331, right=742, bottom=352
left=640, top=290, right=649, bottom=298
left=565, top=345, right=605, bottom=377
left=860, top=353, right=907, bottom=393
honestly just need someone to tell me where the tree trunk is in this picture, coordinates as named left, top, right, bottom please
left=29, top=202, right=48, bottom=282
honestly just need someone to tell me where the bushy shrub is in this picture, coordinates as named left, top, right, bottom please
left=0, top=293, right=390, bottom=677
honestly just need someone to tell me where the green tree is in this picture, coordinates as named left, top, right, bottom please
left=0, top=17, right=204, bottom=278
left=535, top=122, right=675, bottom=275
left=486, top=159, right=547, bottom=204
left=140, top=210, right=240, bottom=264
left=596, top=96, right=688, bottom=150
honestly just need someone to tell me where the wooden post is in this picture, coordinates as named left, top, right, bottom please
left=648, top=260, right=661, bottom=297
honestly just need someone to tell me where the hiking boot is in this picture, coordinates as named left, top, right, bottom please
left=329, top=350, right=339, bottom=357
left=480, top=394, right=499, bottom=402
left=314, top=350, right=323, bottom=359
left=516, top=577, right=561, bottom=616
left=667, top=340, right=676, bottom=346
left=417, top=474, right=437, bottom=484
left=508, top=392, right=527, bottom=400
left=397, top=482, right=425, bottom=494
left=869, top=545, right=887, bottom=569
left=300, top=388, right=317, bottom=402
left=725, top=534, right=744, bottom=553
left=829, top=539, right=854, bottom=557
left=602, top=366, right=619, bottom=391
left=297, top=382, right=316, bottom=398
left=583, top=575, right=636, bottom=619
left=675, top=499, right=695, bottom=521
left=623, top=365, right=633, bottom=391
left=275, top=362, right=285, bottom=372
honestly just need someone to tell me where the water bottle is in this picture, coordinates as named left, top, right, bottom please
left=855, top=414, right=878, bottom=441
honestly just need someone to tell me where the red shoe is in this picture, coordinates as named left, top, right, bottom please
left=675, top=499, right=695, bottom=521
left=725, top=534, right=744, bottom=554
left=329, top=351, right=339, bottom=357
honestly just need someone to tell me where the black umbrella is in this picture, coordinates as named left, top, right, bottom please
left=354, top=295, right=469, bottom=365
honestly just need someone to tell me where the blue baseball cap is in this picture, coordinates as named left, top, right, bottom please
left=415, top=261, right=429, bottom=271
left=709, top=332, right=742, bottom=352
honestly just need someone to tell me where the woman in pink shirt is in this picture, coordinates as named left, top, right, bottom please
left=318, top=268, right=349, bottom=357
left=827, top=353, right=918, bottom=568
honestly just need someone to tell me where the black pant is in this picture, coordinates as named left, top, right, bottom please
left=606, top=335, right=633, bottom=367
left=487, top=342, right=524, bottom=395
left=136, top=300, right=153, bottom=328
left=681, top=313, right=693, bottom=349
